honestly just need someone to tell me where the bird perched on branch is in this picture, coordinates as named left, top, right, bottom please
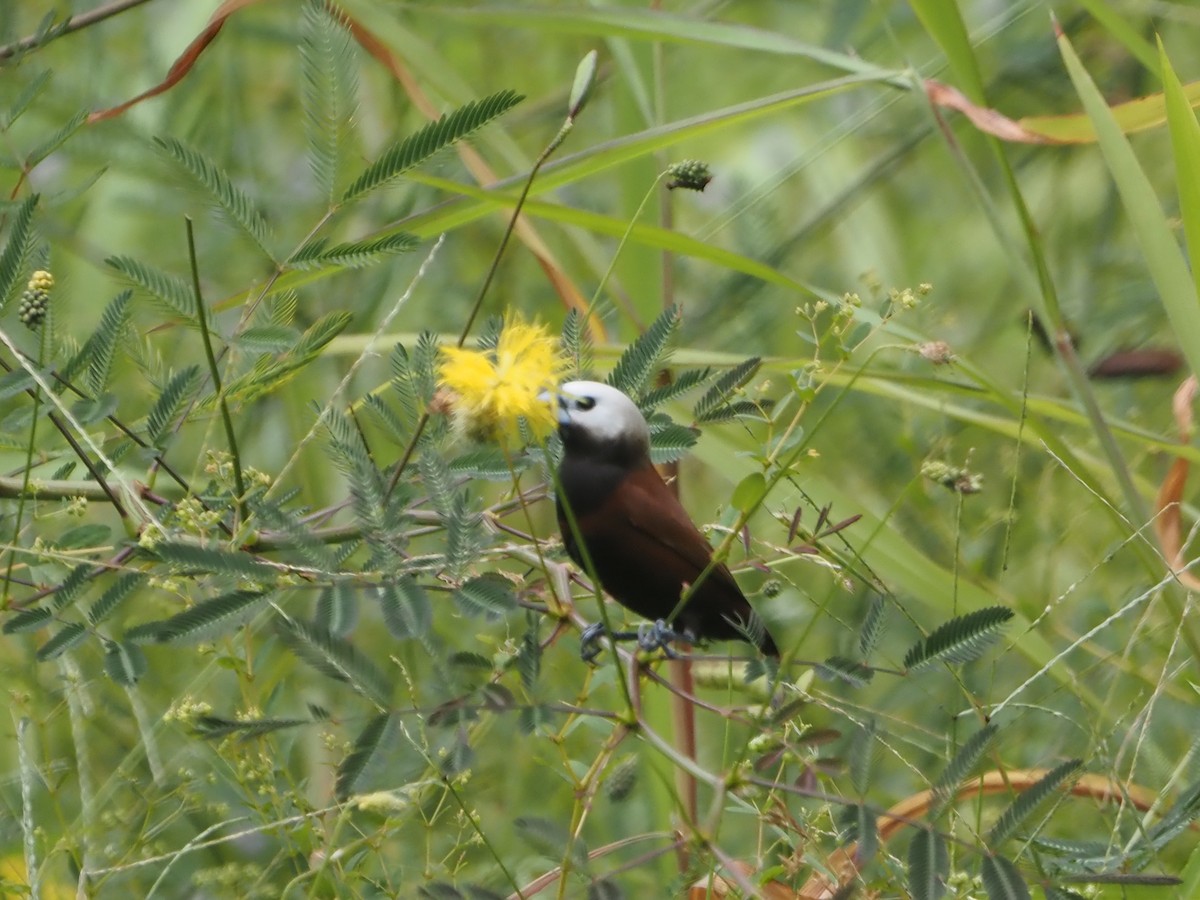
left=552, top=380, right=779, bottom=661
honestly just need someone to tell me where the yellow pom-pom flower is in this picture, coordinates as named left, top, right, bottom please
left=437, top=315, right=566, bottom=445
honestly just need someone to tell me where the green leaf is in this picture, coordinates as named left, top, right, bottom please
left=848, top=718, right=877, bottom=795
left=83, top=290, right=132, bottom=394
left=0, top=194, right=38, bottom=311
left=1161, top=41, right=1200, bottom=304
left=514, top=816, right=586, bottom=870
left=694, top=357, right=761, bottom=422
left=250, top=498, right=339, bottom=571
left=932, top=724, right=999, bottom=820
left=144, top=590, right=269, bottom=643
left=343, top=89, right=524, bottom=201
left=379, top=577, right=431, bottom=640
left=980, top=854, right=1030, bottom=900
left=1058, top=33, right=1200, bottom=385
left=154, top=542, right=276, bottom=579
left=299, top=0, right=358, bottom=203
left=154, top=136, right=274, bottom=260
left=1142, top=779, right=1200, bottom=851
left=454, top=575, right=515, bottom=619
left=87, top=572, right=146, bottom=626
left=561, top=307, right=593, bottom=379
left=277, top=617, right=391, bottom=708
left=290, top=232, right=419, bottom=269
left=25, top=109, right=86, bottom=167
left=36, top=622, right=87, bottom=660
left=606, top=304, right=680, bottom=397
left=193, top=714, right=310, bottom=741
left=639, top=367, right=713, bottom=411
left=315, top=582, right=358, bottom=638
left=103, top=640, right=147, bottom=685
left=233, top=325, right=300, bottom=354
left=730, top=472, right=766, bottom=513
left=814, top=655, right=872, bottom=688
left=51, top=563, right=93, bottom=612
left=859, top=594, right=885, bottom=659
left=3, top=607, right=52, bottom=634
left=146, top=366, right=202, bottom=444
left=56, top=524, right=111, bottom=550
left=903, top=607, right=1014, bottom=670
left=647, top=420, right=698, bottom=464
left=907, top=829, right=949, bottom=900
left=105, top=255, right=195, bottom=318
left=988, top=758, right=1081, bottom=845
left=336, top=712, right=396, bottom=800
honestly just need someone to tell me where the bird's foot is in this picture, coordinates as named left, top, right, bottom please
left=636, top=620, right=685, bottom=658
left=579, top=624, right=641, bottom=664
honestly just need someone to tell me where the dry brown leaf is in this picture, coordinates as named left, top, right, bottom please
left=335, top=5, right=604, bottom=342
left=797, top=768, right=1161, bottom=899
left=89, top=0, right=265, bottom=123
left=1155, top=376, right=1200, bottom=590
left=925, top=80, right=1061, bottom=145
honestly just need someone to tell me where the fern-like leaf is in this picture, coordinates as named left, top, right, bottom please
left=194, top=714, right=310, bottom=741
left=146, top=366, right=202, bottom=445
left=0, top=194, right=37, bottom=310
left=907, top=829, right=949, bottom=900
left=849, top=718, right=877, bottom=795
left=36, top=622, right=88, bottom=661
left=234, top=325, right=299, bottom=354
left=640, top=367, right=713, bottom=411
left=3, top=607, right=52, bottom=634
left=25, top=109, right=87, bottom=167
left=1142, top=778, right=1200, bottom=850
left=814, top=655, right=873, bottom=688
left=83, top=290, right=132, bottom=394
left=154, top=136, right=274, bottom=260
left=143, top=590, right=269, bottom=643
left=648, top=420, right=698, bottom=465
left=379, top=577, right=431, bottom=640
left=51, top=563, right=93, bottom=612
left=980, top=854, right=1031, bottom=900
left=903, top=606, right=1014, bottom=670
left=251, top=497, right=338, bottom=571
left=315, top=582, right=358, bottom=637
left=988, top=758, right=1081, bottom=845
left=607, top=304, right=680, bottom=398
left=154, top=542, right=275, bottom=579
left=931, top=724, right=998, bottom=819
left=454, top=575, right=515, bottom=619
left=694, top=357, right=761, bottom=421
left=276, top=617, right=391, bottom=708
left=105, top=255, right=195, bottom=318
left=561, top=307, right=592, bottom=378
left=290, top=232, right=419, bottom=270
left=859, top=594, right=886, bottom=659
left=87, top=572, right=146, bottom=626
left=335, top=712, right=393, bottom=800
left=299, top=0, right=358, bottom=203
left=214, top=311, right=352, bottom=406
left=103, top=639, right=147, bottom=685
left=6, top=70, right=51, bottom=128
left=342, top=89, right=523, bottom=202
left=694, top=398, right=770, bottom=425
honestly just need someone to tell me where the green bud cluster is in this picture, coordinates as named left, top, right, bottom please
left=19, top=269, right=54, bottom=329
left=666, top=159, right=713, bottom=192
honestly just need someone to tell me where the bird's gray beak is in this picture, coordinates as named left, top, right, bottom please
left=539, top=389, right=571, bottom=429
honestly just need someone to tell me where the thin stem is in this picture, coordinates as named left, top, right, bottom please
left=3, top=323, right=45, bottom=602
left=0, top=0, right=153, bottom=59
left=185, top=218, right=246, bottom=524
left=385, top=120, right=577, bottom=500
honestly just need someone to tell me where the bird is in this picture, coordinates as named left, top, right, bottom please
left=552, top=380, right=779, bottom=660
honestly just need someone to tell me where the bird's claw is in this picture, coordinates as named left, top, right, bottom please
left=637, top=620, right=681, bottom=657
left=579, top=623, right=606, bottom=664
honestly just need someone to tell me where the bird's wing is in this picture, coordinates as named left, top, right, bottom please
left=606, top=465, right=742, bottom=593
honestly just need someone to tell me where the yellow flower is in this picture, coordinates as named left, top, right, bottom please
left=437, top=315, right=566, bottom=445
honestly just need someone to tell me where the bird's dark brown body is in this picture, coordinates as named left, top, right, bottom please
left=554, top=381, right=778, bottom=656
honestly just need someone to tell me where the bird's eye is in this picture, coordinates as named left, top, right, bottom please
left=576, top=396, right=596, bottom=411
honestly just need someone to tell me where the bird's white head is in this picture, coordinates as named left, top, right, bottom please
left=555, top=380, right=650, bottom=462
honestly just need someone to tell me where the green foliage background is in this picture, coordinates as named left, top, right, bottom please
left=1, top=1, right=1199, bottom=897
